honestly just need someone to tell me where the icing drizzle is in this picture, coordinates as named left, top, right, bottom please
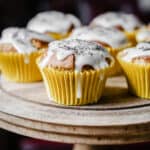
left=27, top=11, right=81, bottom=34
left=0, top=27, right=19, bottom=43
left=91, top=12, right=142, bottom=31
left=121, top=42, right=150, bottom=62
left=11, top=29, right=53, bottom=54
left=40, top=39, right=112, bottom=71
left=70, top=26, right=128, bottom=48
left=0, top=28, right=53, bottom=64
left=1, top=28, right=53, bottom=54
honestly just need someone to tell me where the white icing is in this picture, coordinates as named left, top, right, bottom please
left=71, top=26, right=90, bottom=36
left=76, top=72, right=81, bottom=98
left=27, top=11, right=81, bottom=34
left=40, top=39, right=112, bottom=71
left=70, top=26, right=128, bottom=48
left=0, top=28, right=53, bottom=64
left=136, top=27, right=150, bottom=42
left=39, top=50, right=54, bottom=68
left=91, top=12, right=142, bottom=32
left=0, top=27, right=19, bottom=43
left=121, top=42, right=150, bottom=62
left=11, top=29, right=53, bottom=54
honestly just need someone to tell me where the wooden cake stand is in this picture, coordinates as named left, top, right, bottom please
left=0, top=76, right=150, bottom=150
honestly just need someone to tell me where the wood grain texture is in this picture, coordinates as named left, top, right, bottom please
left=0, top=76, right=150, bottom=145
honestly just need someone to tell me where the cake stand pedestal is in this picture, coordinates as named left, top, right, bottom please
left=0, top=76, right=150, bottom=150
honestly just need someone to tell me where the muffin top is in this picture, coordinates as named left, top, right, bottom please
left=91, top=12, right=142, bottom=32
left=39, top=39, right=113, bottom=71
left=0, top=28, right=53, bottom=54
left=70, top=26, right=129, bottom=48
left=136, top=25, right=150, bottom=42
left=119, top=42, right=150, bottom=64
left=27, top=11, right=81, bottom=34
left=0, top=27, right=20, bottom=43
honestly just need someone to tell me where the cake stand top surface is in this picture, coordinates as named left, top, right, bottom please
left=0, top=76, right=150, bottom=145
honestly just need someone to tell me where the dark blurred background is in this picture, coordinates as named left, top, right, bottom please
left=1, top=0, right=150, bottom=149
left=0, top=0, right=150, bottom=32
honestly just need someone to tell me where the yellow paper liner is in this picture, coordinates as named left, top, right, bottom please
left=124, top=30, right=137, bottom=46
left=106, top=42, right=133, bottom=76
left=47, top=31, right=71, bottom=40
left=118, top=55, right=150, bottom=99
left=0, top=51, right=43, bottom=82
left=38, top=66, right=107, bottom=106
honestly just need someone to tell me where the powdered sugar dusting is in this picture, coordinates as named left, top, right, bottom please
left=40, top=39, right=112, bottom=71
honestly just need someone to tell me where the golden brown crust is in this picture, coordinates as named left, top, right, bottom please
left=0, top=38, right=48, bottom=53
left=44, top=52, right=111, bottom=71
left=67, top=24, right=75, bottom=33
left=105, top=57, right=112, bottom=65
left=115, top=25, right=125, bottom=31
left=31, top=38, right=49, bottom=49
left=135, top=26, right=140, bottom=30
left=115, top=25, right=139, bottom=32
left=95, top=41, right=111, bottom=48
left=132, top=56, right=150, bottom=64
left=47, top=53, right=75, bottom=70
left=41, top=39, right=111, bottom=71
left=0, top=43, right=17, bottom=52
left=82, top=65, right=94, bottom=71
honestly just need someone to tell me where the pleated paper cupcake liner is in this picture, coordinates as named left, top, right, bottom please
left=106, top=42, right=133, bottom=76
left=125, top=30, right=137, bottom=46
left=0, top=51, right=43, bottom=82
left=118, top=56, right=150, bottom=99
left=38, top=66, right=107, bottom=106
left=47, top=31, right=71, bottom=40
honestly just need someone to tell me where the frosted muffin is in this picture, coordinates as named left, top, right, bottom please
left=27, top=11, right=81, bottom=40
left=69, top=26, right=132, bottom=76
left=136, top=25, right=150, bottom=43
left=118, top=42, right=150, bottom=99
left=0, top=28, right=53, bottom=82
left=0, top=27, right=19, bottom=43
left=37, top=39, right=113, bottom=106
left=90, top=12, right=142, bottom=45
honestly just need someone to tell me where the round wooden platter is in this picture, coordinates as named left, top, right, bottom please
left=0, top=75, right=150, bottom=148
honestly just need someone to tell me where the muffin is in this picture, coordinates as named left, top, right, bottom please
left=27, top=11, right=81, bottom=40
left=37, top=39, right=113, bottom=106
left=117, top=42, right=150, bottom=99
left=69, top=26, right=132, bottom=76
left=90, top=12, right=143, bottom=45
left=0, top=28, right=53, bottom=82
left=136, top=24, right=150, bottom=43
left=0, top=27, right=19, bottom=43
